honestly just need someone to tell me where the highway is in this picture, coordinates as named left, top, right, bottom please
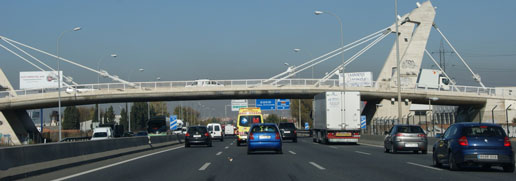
left=22, top=137, right=515, bottom=181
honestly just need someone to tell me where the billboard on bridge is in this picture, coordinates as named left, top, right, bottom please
left=19, top=71, right=63, bottom=89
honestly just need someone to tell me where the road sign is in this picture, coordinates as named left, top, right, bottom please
left=276, top=99, right=290, bottom=110
left=256, top=99, right=276, bottom=110
left=304, top=122, right=309, bottom=130
left=231, top=99, right=248, bottom=111
left=170, top=115, right=178, bottom=130
left=360, top=115, right=366, bottom=129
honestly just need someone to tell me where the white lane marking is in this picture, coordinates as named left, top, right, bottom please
left=329, top=146, right=338, bottom=149
left=225, top=146, right=229, bottom=149
left=355, top=151, right=371, bottom=155
left=289, top=151, right=296, bottom=155
left=230, top=143, right=233, bottom=145
left=198, top=162, right=211, bottom=171
left=52, top=146, right=184, bottom=181
left=216, top=151, right=222, bottom=156
left=407, top=162, right=443, bottom=171
left=309, top=162, right=326, bottom=170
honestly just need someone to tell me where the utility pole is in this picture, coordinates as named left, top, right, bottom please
left=431, top=39, right=454, bottom=72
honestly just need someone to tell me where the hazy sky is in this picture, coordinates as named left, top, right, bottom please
left=1, top=0, right=515, bottom=120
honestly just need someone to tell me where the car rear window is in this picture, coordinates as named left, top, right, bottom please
left=188, top=127, right=207, bottom=134
left=279, top=123, right=295, bottom=129
left=207, top=125, right=213, bottom=131
left=93, top=132, right=107, bottom=137
left=251, top=125, right=278, bottom=133
left=462, top=126, right=505, bottom=137
left=239, top=115, right=261, bottom=127
left=396, top=126, right=424, bottom=133
left=215, top=126, right=220, bottom=131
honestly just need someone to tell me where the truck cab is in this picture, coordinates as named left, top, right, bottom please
left=417, top=69, right=450, bottom=90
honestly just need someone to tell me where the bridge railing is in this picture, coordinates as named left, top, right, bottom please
left=0, top=79, right=514, bottom=100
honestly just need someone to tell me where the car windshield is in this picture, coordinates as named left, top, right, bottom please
left=188, top=127, right=207, bottom=134
left=396, top=126, right=424, bottom=133
left=93, top=132, right=107, bottom=137
left=462, top=126, right=505, bottom=137
left=251, top=125, right=278, bottom=133
left=239, top=115, right=261, bottom=127
left=279, top=123, right=295, bottom=129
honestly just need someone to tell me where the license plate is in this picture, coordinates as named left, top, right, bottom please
left=193, top=135, right=201, bottom=138
left=478, top=155, right=498, bottom=160
left=259, top=135, right=271, bottom=139
left=284, top=131, right=290, bottom=134
left=405, top=143, right=418, bottom=147
left=336, top=132, right=351, bottom=137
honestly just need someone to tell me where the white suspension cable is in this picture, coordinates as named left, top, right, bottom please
left=270, top=31, right=387, bottom=85
left=432, top=24, right=485, bottom=88
left=424, top=49, right=460, bottom=92
left=1, top=38, right=78, bottom=85
left=1, top=36, right=131, bottom=85
left=266, top=27, right=389, bottom=82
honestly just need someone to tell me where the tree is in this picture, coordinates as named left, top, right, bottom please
left=131, top=102, right=150, bottom=131
left=105, top=106, right=116, bottom=123
left=290, top=99, right=314, bottom=128
left=173, top=106, right=199, bottom=126
left=120, top=108, right=129, bottom=132
left=77, top=106, right=93, bottom=122
left=265, top=114, right=281, bottom=124
left=63, top=106, right=80, bottom=129
left=151, top=102, right=169, bottom=116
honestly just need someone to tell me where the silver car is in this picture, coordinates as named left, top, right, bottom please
left=384, top=125, right=428, bottom=154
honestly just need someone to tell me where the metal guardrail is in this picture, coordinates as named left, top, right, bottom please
left=0, top=79, right=514, bottom=100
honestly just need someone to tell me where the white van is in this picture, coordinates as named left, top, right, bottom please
left=207, top=123, right=223, bottom=141
left=224, top=124, right=235, bottom=136
left=91, top=127, right=113, bottom=140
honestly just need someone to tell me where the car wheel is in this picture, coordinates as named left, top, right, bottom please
left=391, top=144, right=397, bottom=154
left=221, top=138, right=224, bottom=142
left=413, top=150, right=419, bottom=154
left=208, top=142, right=212, bottom=147
left=185, top=143, right=190, bottom=147
left=293, top=139, right=297, bottom=143
left=433, top=151, right=442, bottom=168
left=448, top=152, right=460, bottom=171
left=503, top=164, right=515, bottom=172
left=277, top=149, right=283, bottom=154
left=237, top=141, right=241, bottom=146
left=384, top=146, right=390, bottom=153
left=422, top=150, right=428, bottom=154
left=247, top=149, right=252, bottom=155
left=481, top=164, right=491, bottom=170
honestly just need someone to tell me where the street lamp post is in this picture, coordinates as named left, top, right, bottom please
left=97, top=53, right=117, bottom=124
left=506, top=104, right=512, bottom=136
left=428, top=97, right=439, bottom=136
left=394, top=0, right=403, bottom=126
left=57, top=26, right=81, bottom=141
left=315, top=10, right=346, bottom=130
left=491, top=105, right=498, bottom=124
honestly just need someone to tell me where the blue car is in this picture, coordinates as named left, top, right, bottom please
left=247, top=123, right=282, bottom=154
left=432, top=122, right=514, bottom=172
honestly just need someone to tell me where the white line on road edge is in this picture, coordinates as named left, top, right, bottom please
left=309, top=162, right=326, bottom=170
left=216, top=151, right=222, bottom=156
left=407, top=162, right=443, bottom=171
left=355, top=151, right=371, bottom=155
left=52, top=146, right=184, bottom=181
left=224, top=146, right=229, bottom=149
left=199, top=162, right=211, bottom=171
left=289, top=151, right=296, bottom=155
left=358, top=143, right=384, bottom=148
left=329, top=146, right=338, bottom=149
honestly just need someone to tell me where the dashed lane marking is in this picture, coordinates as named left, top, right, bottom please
left=355, top=151, right=371, bottom=155
left=225, top=146, right=229, bottom=149
left=309, top=162, right=326, bottom=170
left=289, top=151, right=297, bottom=155
left=407, top=162, right=443, bottom=171
left=216, top=151, right=222, bottom=156
left=199, top=162, right=211, bottom=171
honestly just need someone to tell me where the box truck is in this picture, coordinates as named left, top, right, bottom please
left=312, top=91, right=361, bottom=144
left=417, top=69, right=450, bottom=90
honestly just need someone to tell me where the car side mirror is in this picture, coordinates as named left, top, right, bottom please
left=384, top=131, right=389, bottom=135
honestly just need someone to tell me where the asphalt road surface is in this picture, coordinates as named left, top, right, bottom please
left=26, top=137, right=515, bottom=181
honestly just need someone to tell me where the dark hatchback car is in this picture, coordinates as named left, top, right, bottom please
left=433, top=123, right=514, bottom=172
left=185, top=126, right=212, bottom=147
left=279, top=123, right=297, bottom=143
left=384, top=125, right=428, bottom=154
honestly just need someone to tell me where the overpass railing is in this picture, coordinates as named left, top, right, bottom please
left=0, top=79, right=514, bottom=100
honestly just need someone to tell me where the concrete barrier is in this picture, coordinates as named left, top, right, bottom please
left=0, top=134, right=183, bottom=170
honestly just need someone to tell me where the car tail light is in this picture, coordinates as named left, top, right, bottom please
left=250, top=133, right=254, bottom=140
left=275, top=132, right=280, bottom=139
left=185, top=133, right=190, bottom=137
left=459, top=136, right=468, bottom=146
left=205, top=133, right=210, bottom=137
left=504, top=136, right=511, bottom=147
left=418, top=134, right=426, bottom=138
left=480, top=126, right=487, bottom=129
left=294, top=130, right=297, bottom=134
left=395, top=133, right=403, bottom=137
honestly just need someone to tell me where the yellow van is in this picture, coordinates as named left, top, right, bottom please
left=236, top=107, right=263, bottom=146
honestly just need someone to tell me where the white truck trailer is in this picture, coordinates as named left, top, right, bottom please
left=312, top=91, right=361, bottom=144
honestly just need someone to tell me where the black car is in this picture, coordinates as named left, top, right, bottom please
left=185, top=126, right=212, bottom=147
left=279, top=123, right=297, bottom=142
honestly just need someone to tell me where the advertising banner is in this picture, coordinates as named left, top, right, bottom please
left=20, top=71, right=63, bottom=89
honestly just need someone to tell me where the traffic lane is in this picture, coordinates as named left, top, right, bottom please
left=53, top=139, right=226, bottom=181
left=307, top=139, right=516, bottom=180
left=191, top=137, right=326, bottom=181
left=23, top=143, right=185, bottom=181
